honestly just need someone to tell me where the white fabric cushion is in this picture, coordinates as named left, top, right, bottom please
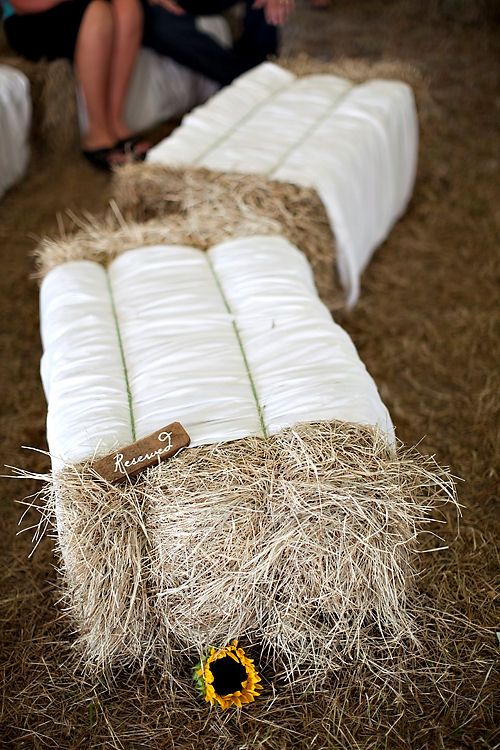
left=40, top=236, right=394, bottom=471
left=0, top=65, right=31, bottom=199
left=78, top=17, right=231, bottom=135
left=148, top=62, right=418, bottom=306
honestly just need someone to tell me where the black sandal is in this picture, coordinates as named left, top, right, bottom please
left=82, top=147, right=118, bottom=172
left=116, top=136, right=149, bottom=162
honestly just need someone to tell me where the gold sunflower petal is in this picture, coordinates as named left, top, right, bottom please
left=194, top=642, right=261, bottom=710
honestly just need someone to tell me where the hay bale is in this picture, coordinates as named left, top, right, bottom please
left=94, top=173, right=342, bottom=308
left=0, top=55, right=79, bottom=153
left=114, top=58, right=426, bottom=306
left=0, top=65, right=31, bottom=198
left=31, top=223, right=457, bottom=688
left=281, top=54, right=426, bottom=93
left=36, top=421, right=455, bottom=686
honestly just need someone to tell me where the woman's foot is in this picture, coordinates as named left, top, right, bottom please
left=113, top=122, right=150, bottom=160
left=82, top=124, right=148, bottom=170
left=116, top=135, right=150, bottom=161
left=82, top=126, right=129, bottom=170
left=82, top=146, right=127, bottom=172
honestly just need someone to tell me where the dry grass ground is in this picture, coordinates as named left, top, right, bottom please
left=0, top=1, right=499, bottom=748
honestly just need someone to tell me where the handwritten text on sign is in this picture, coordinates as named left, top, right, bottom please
left=92, top=422, right=190, bottom=483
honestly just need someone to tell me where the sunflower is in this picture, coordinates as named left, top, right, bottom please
left=193, top=641, right=262, bottom=709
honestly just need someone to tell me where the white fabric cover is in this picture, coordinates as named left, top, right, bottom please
left=40, top=236, right=394, bottom=471
left=78, top=17, right=231, bottom=135
left=148, top=62, right=419, bottom=306
left=0, top=65, right=31, bottom=199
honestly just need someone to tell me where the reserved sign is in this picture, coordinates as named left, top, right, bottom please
left=92, top=422, right=190, bottom=483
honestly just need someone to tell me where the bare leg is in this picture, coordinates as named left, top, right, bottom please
left=108, top=0, right=144, bottom=142
left=75, top=0, right=116, bottom=151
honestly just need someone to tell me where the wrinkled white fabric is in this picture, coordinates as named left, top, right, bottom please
left=40, top=262, right=134, bottom=468
left=0, top=65, right=31, bottom=200
left=40, top=236, right=394, bottom=470
left=148, top=62, right=418, bottom=306
left=78, top=18, right=230, bottom=135
left=210, top=237, right=394, bottom=438
left=109, top=245, right=262, bottom=446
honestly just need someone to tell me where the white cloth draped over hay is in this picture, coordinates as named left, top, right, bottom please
left=33, top=229, right=455, bottom=681
left=77, top=18, right=230, bottom=136
left=0, top=65, right=31, bottom=199
left=146, top=62, right=419, bottom=306
left=40, top=235, right=393, bottom=471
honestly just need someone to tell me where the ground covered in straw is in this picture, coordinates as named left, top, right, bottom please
left=0, top=1, right=499, bottom=748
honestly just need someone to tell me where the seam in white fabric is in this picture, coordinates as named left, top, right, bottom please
left=105, top=269, right=137, bottom=443
left=267, top=88, right=353, bottom=178
left=193, top=81, right=293, bottom=167
left=206, top=255, right=268, bottom=439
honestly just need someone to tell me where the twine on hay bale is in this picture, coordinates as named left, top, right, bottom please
left=23, top=420, right=457, bottom=684
left=34, top=200, right=342, bottom=307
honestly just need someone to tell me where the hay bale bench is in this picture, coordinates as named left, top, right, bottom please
left=115, top=60, right=419, bottom=306
left=0, top=16, right=229, bottom=155
left=0, top=64, right=30, bottom=198
left=33, top=226, right=455, bottom=698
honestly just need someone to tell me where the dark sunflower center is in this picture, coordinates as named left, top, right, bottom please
left=210, top=656, right=247, bottom=696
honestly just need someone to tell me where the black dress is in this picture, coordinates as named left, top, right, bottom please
left=4, top=0, right=101, bottom=61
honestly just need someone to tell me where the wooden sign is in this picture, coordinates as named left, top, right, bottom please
left=92, top=422, right=190, bottom=483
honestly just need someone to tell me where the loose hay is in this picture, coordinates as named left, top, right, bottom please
left=35, top=203, right=342, bottom=307
left=281, top=54, right=427, bottom=94
left=25, top=420, right=457, bottom=690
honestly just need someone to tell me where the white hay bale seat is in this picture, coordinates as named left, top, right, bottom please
left=34, top=230, right=454, bottom=687
left=0, top=64, right=30, bottom=199
left=78, top=17, right=231, bottom=137
left=143, top=62, right=418, bottom=306
left=41, top=235, right=393, bottom=468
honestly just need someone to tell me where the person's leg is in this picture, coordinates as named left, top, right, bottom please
left=108, top=0, right=144, bottom=141
left=74, top=0, right=117, bottom=151
left=236, top=0, right=279, bottom=61
left=143, top=2, right=261, bottom=85
left=178, top=0, right=279, bottom=57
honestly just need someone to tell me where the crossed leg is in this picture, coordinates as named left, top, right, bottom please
left=143, top=0, right=279, bottom=87
left=75, top=0, right=146, bottom=163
